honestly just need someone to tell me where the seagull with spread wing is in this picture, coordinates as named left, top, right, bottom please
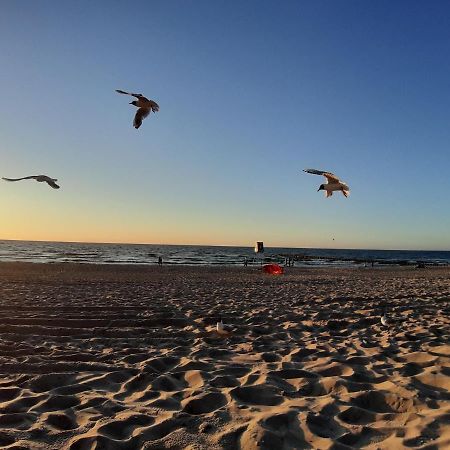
left=2, top=175, right=60, bottom=189
left=303, top=169, right=350, bottom=198
left=116, top=89, right=159, bottom=129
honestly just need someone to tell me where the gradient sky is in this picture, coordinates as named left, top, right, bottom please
left=1, top=0, right=449, bottom=250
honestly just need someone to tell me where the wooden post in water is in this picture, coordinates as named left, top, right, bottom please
left=255, top=241, right=264, bottom=265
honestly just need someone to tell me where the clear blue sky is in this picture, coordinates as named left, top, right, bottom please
left=1, top=0, right=449, bottom=250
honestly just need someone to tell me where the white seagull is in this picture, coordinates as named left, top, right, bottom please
left=116, top=89, right=159, bottom=129
left=303, top=169, right=350, bottom=198
left=2, top=175, right=60, bottom=189
left=216, top=318, right=234, bottom=336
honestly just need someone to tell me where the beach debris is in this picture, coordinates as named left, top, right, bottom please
left=116, top=89, right=159, bottom=129
left=303, top=169, right=350, bottom=198
left=263, top=263, right=283, bottom=275
left=2, top=175, right=60, bottom=189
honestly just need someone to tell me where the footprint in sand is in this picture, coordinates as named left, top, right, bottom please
left=182, top=392, right=227, bottom=415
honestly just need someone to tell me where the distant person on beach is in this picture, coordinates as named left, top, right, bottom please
left=158, top=256, right=163, bottom=266
left=244, top=257, right=248, bottom=267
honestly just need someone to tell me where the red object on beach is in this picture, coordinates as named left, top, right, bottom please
left=262, top=264, right=283, bottom=275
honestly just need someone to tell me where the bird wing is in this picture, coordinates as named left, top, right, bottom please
left=45, top=179, right=60, bottom=189
left=303, top=169, right=340, bottom=183
left=116, top=89, right=143, bottom=98
left=2, top=176, right=37, bottom=182
left=133, top=107, right=151, bottom=129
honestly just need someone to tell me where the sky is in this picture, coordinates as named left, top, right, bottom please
left=1, top=0, right=449, bottom=250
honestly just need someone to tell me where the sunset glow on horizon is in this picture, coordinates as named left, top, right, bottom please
left=1, top=1, right=449, bottom=251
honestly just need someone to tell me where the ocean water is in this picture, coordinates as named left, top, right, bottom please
left=0, top=240, right=449, bottom=266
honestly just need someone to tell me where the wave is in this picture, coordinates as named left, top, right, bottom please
left=0, top=241, right=448, bottom=267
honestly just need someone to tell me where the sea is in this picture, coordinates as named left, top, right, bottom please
left=0, top=240, right=449, bottom=267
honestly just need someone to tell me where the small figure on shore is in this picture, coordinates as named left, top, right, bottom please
left=158, top=256, right=163, bottom=266
left=284, top=256, right=294, bottom=267
left=244, top=257, right=248, bottom=267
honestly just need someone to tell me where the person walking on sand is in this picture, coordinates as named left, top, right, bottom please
left=158, top=256, right=163, bottom=266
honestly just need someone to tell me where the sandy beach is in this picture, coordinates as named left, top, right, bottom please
left=0, top=263, right=448, bottom=449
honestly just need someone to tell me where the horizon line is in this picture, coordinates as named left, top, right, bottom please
left=0, top=238, right=448, bottom=253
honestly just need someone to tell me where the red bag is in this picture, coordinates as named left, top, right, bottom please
left=262, top=264, right=283, bottom=275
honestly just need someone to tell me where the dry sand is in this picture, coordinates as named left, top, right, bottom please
left=0, top=262, right=448, bottom=449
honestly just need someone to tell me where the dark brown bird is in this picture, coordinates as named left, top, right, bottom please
left=2, top=175, right=60, bottom=189
left=116, top=89, right=159, bottom=129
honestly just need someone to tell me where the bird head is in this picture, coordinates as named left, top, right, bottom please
left=318, top=184, right=325, bottom=191
left=130, top=101, right=138, bottom=106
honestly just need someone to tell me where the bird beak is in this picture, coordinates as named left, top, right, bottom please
left=129, top=102, right=133, bottom=105
left=317, top=188, right=321, bottom=191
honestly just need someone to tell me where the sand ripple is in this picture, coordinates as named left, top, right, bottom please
left=0, top=263, right=448, bottom=449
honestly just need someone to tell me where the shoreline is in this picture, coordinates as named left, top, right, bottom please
left=1, top=241, right=449, bottom=268
left=0, top=260, right=450, bottom=271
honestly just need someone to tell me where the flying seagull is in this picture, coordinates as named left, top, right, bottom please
left=303, top=169, right=350, bottom=198
left=2, top=175, right=60, bottom=189
left=116, top=89, right=159, bottom=129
